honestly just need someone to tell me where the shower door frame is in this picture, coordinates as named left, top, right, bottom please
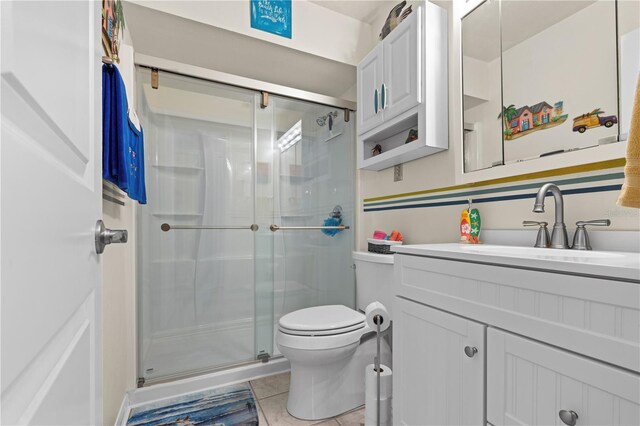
left=135, top=53, right=357, bottom=111
left=134, top=54, right=357, bottom=386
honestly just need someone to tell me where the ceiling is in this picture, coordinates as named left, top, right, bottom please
left=309, top=0, right=393, bottom=24
left=124, top=2, right=357, bottom=100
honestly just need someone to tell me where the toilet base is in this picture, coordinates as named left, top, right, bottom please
left=284, top=333, right=392, bottom=421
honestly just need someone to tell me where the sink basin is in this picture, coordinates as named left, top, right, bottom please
left=458, top=244, right=624, bottom=259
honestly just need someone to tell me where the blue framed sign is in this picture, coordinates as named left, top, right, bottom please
left=251, top=0, right=292, bottom=39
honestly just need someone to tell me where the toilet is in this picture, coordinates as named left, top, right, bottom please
left=276, top=251, right=394, bottom=420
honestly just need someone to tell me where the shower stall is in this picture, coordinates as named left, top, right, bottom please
left=135, top=67, right=356, bottom=383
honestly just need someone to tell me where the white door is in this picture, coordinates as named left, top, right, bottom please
left=357, top=44, right=384, bottom=135
left=1, top=1, right=103, bottom=424
left=382, top=7, right=421, bottom=122
left=488, top=328, right=640, bottom=426
left=393, top=298, right=485, bottom=425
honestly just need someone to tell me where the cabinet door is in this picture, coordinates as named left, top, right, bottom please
left=357, top=44, right=384, bottom=135
left=393, top=298, right=486, bottom=425
left=488, top=328, right=640, bottom=426
left=382, top=7, right=421, bottom=122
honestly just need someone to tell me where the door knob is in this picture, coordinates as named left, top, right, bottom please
left=95, top=220, right=128, bottom=254
left=464, top=346, right=478, bottom=358
left=559, top=410, right=578, bottom=426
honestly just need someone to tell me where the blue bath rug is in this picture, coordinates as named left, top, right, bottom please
left=126, top=383, right=259, bottom=426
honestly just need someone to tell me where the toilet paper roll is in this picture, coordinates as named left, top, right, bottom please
left=365, top=398, right=391, bottom=426
left=365, top=364, right=393, bottom=426
left=365, top=301, right=390, bottom=332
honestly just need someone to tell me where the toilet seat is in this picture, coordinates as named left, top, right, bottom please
left=277, top=305, right=371, bottom=350
left=279, top=305, right=365, bottom=334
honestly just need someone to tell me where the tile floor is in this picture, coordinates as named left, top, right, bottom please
left=248, top=372, right=365, bottom=426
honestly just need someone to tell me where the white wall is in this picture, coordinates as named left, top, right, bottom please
left=102, top=37, right=138, bottom=425
left=126, top=0, right=374, bottom=67
left=357, top=0, right=640, bottom=251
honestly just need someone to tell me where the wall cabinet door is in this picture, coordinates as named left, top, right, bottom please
left=393, top=298, right=486, bottom=425
left=357, top=45, right=384, bottom=135
left=382, top=8, right=420, bottom=122
left=488, top=328, right=640, bottom=426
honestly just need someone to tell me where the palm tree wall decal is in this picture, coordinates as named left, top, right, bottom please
left=498, top=104, right=518, bottom=134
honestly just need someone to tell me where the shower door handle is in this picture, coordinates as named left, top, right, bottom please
left=269, top=224, right=350, bottom=232
left=161, top=223, right=259, bottom=232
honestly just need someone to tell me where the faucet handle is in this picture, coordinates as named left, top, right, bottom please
left=572, top=219, right=611, bottom=250
left=523, top=220, right=548, bottom=227
left=523, top=220, right=550, bottom=248
left=576, top=219, right=611, bottom=227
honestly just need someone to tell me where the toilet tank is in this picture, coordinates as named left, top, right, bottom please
left=352, top=251, right=394, bottom=318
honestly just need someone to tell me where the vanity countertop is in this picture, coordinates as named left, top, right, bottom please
left=393, top=243, right=640, bottom=282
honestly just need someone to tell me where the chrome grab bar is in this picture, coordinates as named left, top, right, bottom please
left=161, top=223, right=259, bottom=232
left=269, top=224, right=350, bottom=232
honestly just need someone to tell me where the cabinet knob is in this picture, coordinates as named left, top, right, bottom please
left=464, top=346, right=477, bottom=358
left=559, top=410, right=579, bottom=426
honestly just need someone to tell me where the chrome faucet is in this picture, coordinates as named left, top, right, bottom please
left=533, top=183, right=569, bottom=249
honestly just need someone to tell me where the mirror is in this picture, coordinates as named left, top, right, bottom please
left=462, top=0, right=502, bottom=171
left=462, top=0, right=640, bottom=173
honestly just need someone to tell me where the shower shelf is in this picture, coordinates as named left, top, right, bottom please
left=152, top=164, right=205, bottom=171
left=151, top=212, right=204, bottom=218
left=280, top=175, right=313, bottom=183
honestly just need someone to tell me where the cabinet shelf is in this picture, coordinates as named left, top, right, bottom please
left=361, top=139, right=444, bottom=171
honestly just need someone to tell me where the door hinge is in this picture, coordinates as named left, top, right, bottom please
left=137, top=377, right=146, bottom=388
left=260, top=91, right=269, bottom=109
left=257, top=352, right=271, bottom=363
left=151, top=68, right=159, bottom=90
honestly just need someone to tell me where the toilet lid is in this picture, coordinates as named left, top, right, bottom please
left=279, top=305, right=365, bottom=332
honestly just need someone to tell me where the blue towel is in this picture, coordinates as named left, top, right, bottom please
left=321, top=217, right=343, bottom=237
left=102, top=64, right=147, bottom=204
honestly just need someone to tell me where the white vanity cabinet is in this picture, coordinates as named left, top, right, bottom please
left=394, top=297, right=485, bottom=426
left=392, top=245, right=640, bottom=426
left=488, top=328, right=640, bottom=426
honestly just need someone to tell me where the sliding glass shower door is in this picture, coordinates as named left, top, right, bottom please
left=136, top=69, right=274, bottom=381
left=265, top=96, right=356, bottom=355
left=136, top=68, right=355, bottom=383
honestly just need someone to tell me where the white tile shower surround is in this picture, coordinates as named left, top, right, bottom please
left=116, top=363, right=364, bottom=426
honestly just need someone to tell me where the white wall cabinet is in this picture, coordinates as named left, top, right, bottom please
left=356, top=45, right=384, bottom=135
left=357, top=8, right=420, bottom=135
left=393, top=251, right=640, bottom=425
left=382, top=10, right=421, bottom=123
left=488, top=328, right=640, bottom=426
left=393, top=298, right=485, bottom=426
left=356, top=2, right=448, bottom=171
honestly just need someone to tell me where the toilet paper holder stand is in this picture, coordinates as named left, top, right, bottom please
left=373, top=314, right=384, bottom=426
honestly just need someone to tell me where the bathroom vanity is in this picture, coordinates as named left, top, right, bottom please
left=392, top=244, right=640, bottom=425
